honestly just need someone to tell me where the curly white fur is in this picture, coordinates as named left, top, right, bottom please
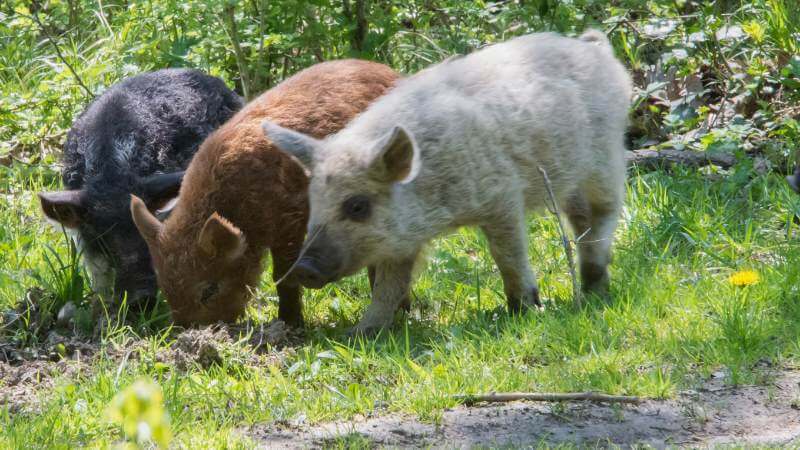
left=266, top=31, right=632, bottom=332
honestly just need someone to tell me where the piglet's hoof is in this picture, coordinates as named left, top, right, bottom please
left=521, top=300, right=545, bottom=313
left=508, top=287, right=543, bottom=313
left=526, top=286, right=542, bottom=308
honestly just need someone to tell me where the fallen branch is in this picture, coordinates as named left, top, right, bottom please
left=538, top=166, right=582, bottom=308
left=454, top=391, right=644, bottom=405
left=626, top=148, right=737, bottom=170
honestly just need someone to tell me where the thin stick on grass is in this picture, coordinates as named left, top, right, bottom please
left=454, top=391, right=644, bottom=405
left=538, top=166, right=581, bottom=308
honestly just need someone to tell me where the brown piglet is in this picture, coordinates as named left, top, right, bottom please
left=130, top=59, right=399, bottom=327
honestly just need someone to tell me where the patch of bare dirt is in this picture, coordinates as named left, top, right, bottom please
left=149, top=320, right=298, bottom=371
left=0, top=319, right=298, bottom=414
left=230, top=318, right=302, bottom=351
left=250, top=370, right=800, bottom=449
left=0, top=359, right=86, bottom=414
left=157, top=327, right=234, bottom=370
left=0, top=334, right=93, bottom=415
left=0, top=333, right=98, bottom=414
left=1, top=289, right=108, bottom=413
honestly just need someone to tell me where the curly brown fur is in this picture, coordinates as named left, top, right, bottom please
left=132, top=60, right=399, bottom=326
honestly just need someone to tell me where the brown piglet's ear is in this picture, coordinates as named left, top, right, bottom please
left=131, top=194, right=164, bottom=245
left=198, top=213, right=246, bottom=261
left=39, top=190, right=86, bottom=228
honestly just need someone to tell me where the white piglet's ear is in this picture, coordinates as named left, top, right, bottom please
left=368, top=126, right=420, bottom=184
left=261, top=120, right=320, bottom=171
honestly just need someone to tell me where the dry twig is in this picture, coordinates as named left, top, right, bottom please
left=272, top=224, right=327, bottom=286
left=538, top=166, right=581, bottom=308
left=455, top=391, right=644, bottom=405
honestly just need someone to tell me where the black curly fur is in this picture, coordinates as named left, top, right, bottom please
left=61, top=69, right=242, bottom=306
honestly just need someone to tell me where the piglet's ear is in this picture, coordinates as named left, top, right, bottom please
left=367, top=126, right=420, bottom=184
left=131, top=194, right=163, bottom=245
left=39, top=190, right=86, bottom=229
left=261, top=120, right=320, bottom=171
left=198, top=213, right=246, bottom=261
left=139, top=171, right=185, bottom=212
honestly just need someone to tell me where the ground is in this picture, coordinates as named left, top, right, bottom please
left=3, top=1, right=800, bottom=447
left=5, top=329, right=800, bottom=448
left=254, top=369, right=800, bottom=448
left=3, top=163, right=800, bottom=447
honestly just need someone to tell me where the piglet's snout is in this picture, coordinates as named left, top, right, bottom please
left=287, top=227, right=344, bottom=289
left=289, top=239, right=343, bottom=289
left=290, top=258, right=329, bottom=289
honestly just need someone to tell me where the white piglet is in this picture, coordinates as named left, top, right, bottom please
left=263, top=30, right=632, bottom=334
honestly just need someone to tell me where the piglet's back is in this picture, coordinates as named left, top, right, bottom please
left=256, top=59, right=400, bottom=139
left=175, top=59, right=399, bottom=234
left=140, top=59, right=399, bottom=326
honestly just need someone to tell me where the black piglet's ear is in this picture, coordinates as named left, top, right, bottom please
left=39, top=190, right=87, bottom=228
left=139, top=171, right=185, bottom=211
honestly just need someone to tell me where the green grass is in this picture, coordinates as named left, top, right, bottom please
left=3, top=0, right=800, bottom=447
left=2, top=158, right=800, bottom=447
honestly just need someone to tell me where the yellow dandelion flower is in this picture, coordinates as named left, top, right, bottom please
left=728, top=270, right=760, bottom=287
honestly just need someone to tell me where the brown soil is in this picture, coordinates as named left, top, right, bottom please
left=5, top=315, right=799, bottom=448
left=151, top=320, right=297, bottom=371
left=0, top=329, right=97, bottom=413
left=0, top=319, right=297, bottom=414
left=250, top=370, right=800, bottom=449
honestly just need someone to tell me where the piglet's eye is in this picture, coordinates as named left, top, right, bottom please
left=341, top=195, right=371, bottom=222
left=199, top=283, right=219, bottom=306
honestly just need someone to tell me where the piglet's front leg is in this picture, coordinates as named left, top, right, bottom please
left=481, top=209, right=542, bottom=313
left=350, top=256, right=416, bottom=336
